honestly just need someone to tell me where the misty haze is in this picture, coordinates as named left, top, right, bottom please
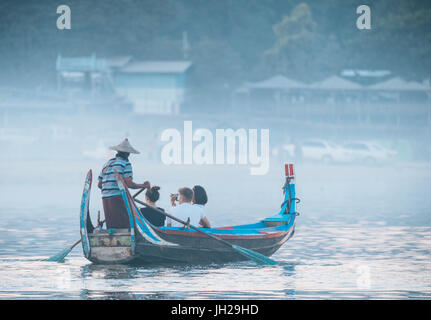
left=0, top=0, right=430, bottom=300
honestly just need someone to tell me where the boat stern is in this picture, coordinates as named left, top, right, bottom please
left=87, top=229, right=135, bottom=264
left=264, top=163, right=298, bottom=227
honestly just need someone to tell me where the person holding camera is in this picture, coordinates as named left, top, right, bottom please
left=167, top=187, right=206, bottom=228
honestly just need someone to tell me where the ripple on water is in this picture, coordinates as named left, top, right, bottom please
left=0, top=221, right=431, bottom=299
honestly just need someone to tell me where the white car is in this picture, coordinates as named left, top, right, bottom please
left=342, top=141, right=398, bottom=164
left=300, top=140, right=352, bottom=163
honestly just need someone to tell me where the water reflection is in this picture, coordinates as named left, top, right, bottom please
left=81, top=264, right=139, bottom=280
left=1, top=221, right=431, bottom=299
left=80, top=289, right=138, bottom=300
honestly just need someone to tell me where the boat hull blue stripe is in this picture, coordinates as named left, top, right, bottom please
left=79, top=170, right=92, bottom=258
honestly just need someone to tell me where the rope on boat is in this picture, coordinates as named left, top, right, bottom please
left=280, top=198, right=300, bottom=209
left=281, top=177, right=300, bottom=215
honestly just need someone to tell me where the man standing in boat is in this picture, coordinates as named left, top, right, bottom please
left=98, top=138, right=150, bottom=229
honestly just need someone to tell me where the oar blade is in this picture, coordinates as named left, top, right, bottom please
left=232, top=245, right=278, bottom=265
left=45, top=246, right=73, bottom=262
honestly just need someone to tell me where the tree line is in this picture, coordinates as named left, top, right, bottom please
left=0, top=0, right=429, bottom=94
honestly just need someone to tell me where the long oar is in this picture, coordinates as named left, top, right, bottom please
left=45, top=239, right=81, bottom=262
left=132, top=187, right=147, bottom=199
left=133, top=198, right=277, bottom=265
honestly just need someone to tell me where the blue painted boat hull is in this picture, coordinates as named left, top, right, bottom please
left=81, top=167, right=298, bottom=265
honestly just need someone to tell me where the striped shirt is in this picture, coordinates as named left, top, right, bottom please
left=98, top=156, right=133, bottom=198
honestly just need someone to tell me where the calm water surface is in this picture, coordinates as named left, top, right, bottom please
left=1, top=162, right=430, bottom=299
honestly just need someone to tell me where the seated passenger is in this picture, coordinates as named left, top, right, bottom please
left=167, top=187, right=205, bottom=228
left=140, top=186, right=166, bottom=227
left=192, top=185, right=211, bottom=228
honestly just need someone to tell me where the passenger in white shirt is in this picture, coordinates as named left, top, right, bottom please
left=167, top=187, right=205, bottom=228
left=192, top=185, right=211, bottom=228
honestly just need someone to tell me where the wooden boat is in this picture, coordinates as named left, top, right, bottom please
left=80, top=164, right=299, bottom=265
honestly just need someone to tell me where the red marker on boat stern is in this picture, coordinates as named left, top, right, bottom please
left=285, top=163, right=295, bottom=179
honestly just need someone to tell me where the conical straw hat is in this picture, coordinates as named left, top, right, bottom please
left=109, top=138, right=140, bottom=154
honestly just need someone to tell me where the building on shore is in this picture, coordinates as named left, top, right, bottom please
left=233, top=74, right=431, bottom=130
left=56, top=54, right=192, bottom=115
left=114, top=60, right=192, bottom=115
